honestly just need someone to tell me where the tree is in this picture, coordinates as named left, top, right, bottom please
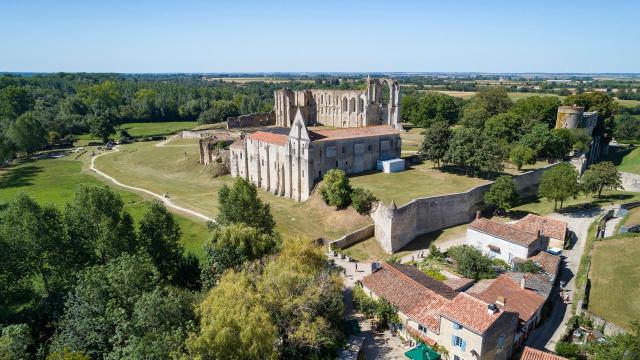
left=217, top=177, right=276, bottom=234
left=519, top=123, right=553, bottom=157
left=447, top=245, right=495, bottom=280
left=538, top=163, right=580, bottom=210
left=197, top=100, right=240, bottom=124
left=583, top=161, right=622, bottom=197
left=401, top=92, right=461, bottom=127
left=138, top=201, right=184, bottom=282
left=555, top=341, right=582, bottom=359
left=0, top=133, right=14, bottom=164
left=87, top=113, right=115, bottom=143
left=614, top=114, right=640, bottom=142
left=484, top=176, right=518, bottom=214
left=509, top=96, right=561, bottom=130
left=580, top=169, right=600, bottom=200
left=419, top=121, right=451, bottom=167
left=350, top=187, right=377, bottom=215
left=320, top=169, right=352, bottom=208
left=7, top=112, right=47, bottom=155
left=483, top=112, right=524, bottom=143
left=514, top=260, right=543, bottom=273
left=509, top=145, right=536, bottom=171
left=564, top=92, right=618, bottom=140
left=201, top=223, right=280, bottom=288
left=0, top=85, right=33, bottom=119
left=63, top=184, right=137, bottom=265
left=591, top=321, right=640, bottom=359
left=476, top=86, right=513, bottom=116
left=188, top=271, right=278, bottom=360
left=0, top=324, right=33, bottom=360
left=445, top=127, right=505, bottom=177
left=46, top=349, right=90, bottom=360
left=460, top=102, right=491, bottom=128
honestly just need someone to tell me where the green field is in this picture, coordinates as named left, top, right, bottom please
left=93, top=141, right=371, bottom=241
left=511, top=191, right=640, bottom=216
left=615, top=146, right=640, bottom=174
left=0, top=153, right=210, bottom=258
left=434, top=90, right=564, bottom=102
left=75, top=121, right=197, bottom=144
left=616, top=98, right=640, bottom=108
left=590, top=236, right=640, bottom=330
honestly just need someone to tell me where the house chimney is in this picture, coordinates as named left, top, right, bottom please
left=487, top=303, right=498, bottom=315
left=496, top=296, right=506, bottom=306
left=520, top=277, right=526, bottom=290
left=476, top=211, right=481, bottom=220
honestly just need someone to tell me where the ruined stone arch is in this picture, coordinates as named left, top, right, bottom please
left=358, top=95, right=365, bottom=114
left=349, top=97, right=356, bottom=113
left=342, top=97, right=348, bottom=112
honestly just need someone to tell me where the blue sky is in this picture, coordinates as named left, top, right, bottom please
left=1, top=0, right=638, bottom=73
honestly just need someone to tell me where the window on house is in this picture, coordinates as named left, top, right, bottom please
left=452, top=336, right=466, bottom=351
left=453, top=356, right=460, bottom=360
left=452, top=322, right=462, bottom=330
left=418, top=325, right=427, bottom=334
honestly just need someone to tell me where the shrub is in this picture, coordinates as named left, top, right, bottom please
left=422, top=267, right=447, bottom=281
left=320, top=169, right=352, bottom=209
left=350, top=187, right=377, bottom=215
left=555, top=341, right=582, bottom=359
left=447, top=245, right=495, bottom=280
left=352, top=284, right=377, bottom=318
left=492, top=258, right=510, bottom=271
left=428, top=244, right=445, bottom=260
left=514, top=260, right=543, bottom=274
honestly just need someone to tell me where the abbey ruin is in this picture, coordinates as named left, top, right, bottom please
left=226, top=78, right=403, bottom=201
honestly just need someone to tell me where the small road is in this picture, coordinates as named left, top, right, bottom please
left=525, top=206, right=605, bottom=351
left=89, top=146, right=214, bottom=223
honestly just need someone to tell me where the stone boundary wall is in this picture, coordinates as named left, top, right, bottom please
left=372, top=163, right=562, bottom=253
left=582, top=311, right=627, bottom=336
left=181, top=130, right=218, bottom=139
left=226, top=110, right=276, bottom=129
left=620, top=171, right=640, bottom=192
left=329, top=224, right=375, bottom=249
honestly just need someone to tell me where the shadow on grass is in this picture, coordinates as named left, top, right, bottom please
left=0, top=162, right=42, bottom=190
left=396, top=230, right=444, bottom=253
left=602, top=144, right=635, bottom=166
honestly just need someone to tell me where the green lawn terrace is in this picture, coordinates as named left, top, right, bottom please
left=590, top=235, right=640, bottom=331
left=0, top=150, right=210, bottom=259
left=74, top=121, right=198, bottom=146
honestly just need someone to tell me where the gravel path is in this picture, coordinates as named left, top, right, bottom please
left=89, top=147, right=214, bottom=223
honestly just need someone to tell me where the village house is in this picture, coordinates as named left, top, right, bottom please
left=466, top=215, right=565, bottom=268
left=361, top=263, right=518, bottom=360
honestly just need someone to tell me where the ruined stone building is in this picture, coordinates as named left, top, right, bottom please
left=229, top=109, right=401, bottom=201
left=555, top=105, right=602, bottom=173
left=224, top=77, right=403, bottom=201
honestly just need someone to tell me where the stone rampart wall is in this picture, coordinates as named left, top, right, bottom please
left=329, top=224, right=375, bottom=249
left=226, top=110, right=275, bottom=129
left=372, top=163, right=562, bottom=253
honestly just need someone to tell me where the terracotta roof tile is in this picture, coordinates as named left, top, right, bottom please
left=512, top=214, right=567, bottom=241
left=469, top=275, right=545, bottom=324
left=469, top=218, right=539, bottom=247
left=503, top=272, right=553, bottom=300
left=443, top=277, right=475, bottom=292
left=528, top=251, right=561, bottom=277
left=361, top=263, right=455, bottom=334
left=310, top=125, right=399, bottom=142
left=521, top=346, right=568, bottom=360
left=439, top=293, right=505, bottom=335
left=247, top=131, right=288, bottom=146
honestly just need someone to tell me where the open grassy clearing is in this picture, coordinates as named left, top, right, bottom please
left=589, top=236, right=640, bottom=330
left=623, top=206, right=640, bottom=227
left=74, top=121, right=197, bottom=145
left=616, top=98, right=640, bottom=107
left=616, top=146, right=640, bottom=174
left=93, top=141, right=371, bottom=241
left=0, top=153, right=210, bottom=259
left=343, top=224, right=467, bottom=262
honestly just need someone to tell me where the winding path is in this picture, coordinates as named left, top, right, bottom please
left=89, top=146, right=214, bottom=223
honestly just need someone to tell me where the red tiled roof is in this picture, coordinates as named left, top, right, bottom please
left=528, top=251, right=561, bottom=277
left=443, top=277, right=474, bottom=292
left=512, top=214, right=567, bottom=241
left=247, top=131, right=288, bottom=146
left=361, top=263, right=455, bottom=334
left=468, top=218, right=539, bottom=247
left=310, top=125, right=399, bottom=142
left=469, top=275, right=545, bottom=324
left=521, top=346, right=568, bottom=360
left=439, top=293, right=505, bottom=335
left=406, top=327, right=437, bottom=347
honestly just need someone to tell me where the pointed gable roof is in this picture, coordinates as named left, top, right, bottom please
left=288, top=108, right=310, bottom=141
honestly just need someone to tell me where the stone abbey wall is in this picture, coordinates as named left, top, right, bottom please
left=372, top=163, right=562, bottom=253
left=226, top=110, right=275, bottom=129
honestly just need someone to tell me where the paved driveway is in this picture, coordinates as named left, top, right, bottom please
left=525, top=206, right=605, bottom=351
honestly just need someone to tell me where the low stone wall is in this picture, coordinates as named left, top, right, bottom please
left=372, top=163, right=562, bottom=253
left=226, top=110, right=275, bottom=129
left=181, top=130, right=218, bottom=139
left=329, top=224, right=375, bottom=250
left=621, top=172, right=640, bottom=192
left=582, top=311, right=627, bottom=337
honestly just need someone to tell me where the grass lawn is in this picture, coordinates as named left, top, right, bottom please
left=93, top=141, right=371, bottom=241
left=616, top=99, right=640, bottom=108
left=589, top=235, right=640, bottom=330
left=0, top=153, right=210, bottom=259
left=120, top=121, right=197, bottom=138
left=343, top=224, right=467, bottom=262
left=350, top=161, right=489, bottom=207
left=615, top=146, right=640, bottom=174
left=623, top=206, right=640, bottom=227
